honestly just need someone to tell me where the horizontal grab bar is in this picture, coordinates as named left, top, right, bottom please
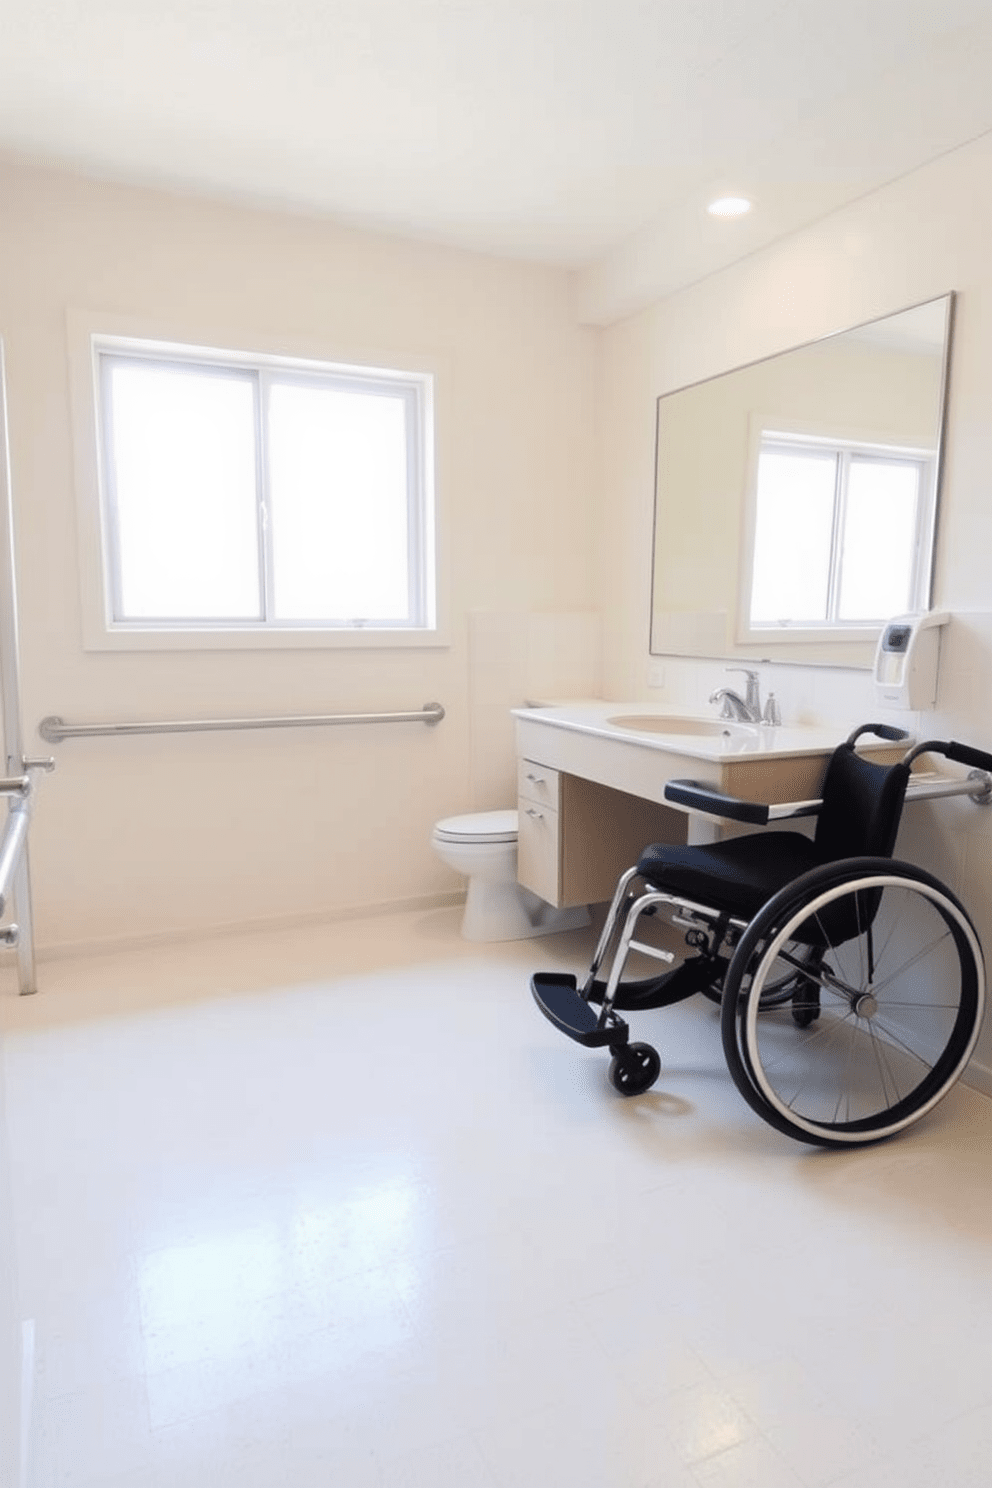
left=905, top=770, right=992, bottom=805
left=38, top=702, right=445, bottom=743
left=665, top=766, right=992, bottom=825
left=765, top=773, right=992, bottom=819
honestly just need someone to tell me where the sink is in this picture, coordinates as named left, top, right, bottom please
left=606, top=713, right=751, bottom=737
left=513, top=705, right=910, bottom=865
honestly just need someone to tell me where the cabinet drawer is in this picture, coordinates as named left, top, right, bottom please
left=517, top=799, right=561, bottom=905
left=518, top=759, right=560, bottom=809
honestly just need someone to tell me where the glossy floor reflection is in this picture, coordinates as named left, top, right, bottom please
left=3, top=905, right=992, bottom=1487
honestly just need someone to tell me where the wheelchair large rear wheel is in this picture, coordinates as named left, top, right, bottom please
left=721, top=858, right=985, bottom=1146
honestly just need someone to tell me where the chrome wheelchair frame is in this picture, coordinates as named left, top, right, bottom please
left=531, top=726, right=992, bottom=1147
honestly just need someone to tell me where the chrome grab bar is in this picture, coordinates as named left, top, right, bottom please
left=763, top=771, right=992, bottom=820
left=666, top=765, right=992, bottom=826
left=0, top=798, right=31, bottom=919
left=0, top=759, right=53, bottom=950
left=905, top=769, right=992, bottom=806
left=38, top=702, right=445, bottom=743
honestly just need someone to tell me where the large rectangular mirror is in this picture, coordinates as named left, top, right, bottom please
left=650, top=295, right=954, bottom=667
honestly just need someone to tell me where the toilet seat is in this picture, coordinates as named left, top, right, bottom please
left=433, top=809, right=518, bottom=844
left=431, top=807, right=590, bottom=941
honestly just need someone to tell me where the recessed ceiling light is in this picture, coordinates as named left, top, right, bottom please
left=707, top=196, right=752, bottom=218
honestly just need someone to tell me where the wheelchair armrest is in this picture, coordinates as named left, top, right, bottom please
left=663, top=779, right=771, bottom=825
left=907, top=738, right=992, bottom=773
left=664, top=779, right=825, bottom=824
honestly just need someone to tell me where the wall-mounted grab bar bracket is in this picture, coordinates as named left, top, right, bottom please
left=967, top=768, right=992, bottom=805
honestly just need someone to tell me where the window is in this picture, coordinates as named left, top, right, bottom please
left=743, top=431, right=935, bottom=638
left=93, top=337, right=435, bottom=638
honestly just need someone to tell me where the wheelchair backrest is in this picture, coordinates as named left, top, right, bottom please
left=812, top=743, right=912, bottom=866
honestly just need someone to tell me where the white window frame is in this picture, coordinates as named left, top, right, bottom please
left=68, top=314, right=443, bottom=651
left=737, top=419, right=937, bottom=647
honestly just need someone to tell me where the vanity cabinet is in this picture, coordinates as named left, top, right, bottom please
left=514, top=704, right=908, bottom=912
left=517, top=757, right=687, bottom=908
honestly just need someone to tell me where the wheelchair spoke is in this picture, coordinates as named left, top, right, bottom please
left=768, top=1011, right=859, bottom=1109
left=833, top=1027, right=858, bottom=1123
left=813, top=964, right=866, bottom=1003
left=750, top=1015, right=855, bottom=1088
left=870, top=882, right=911, bottom=971
left=752, top=999, right=856, bottom=1071
left=867, top=1022, right=903, bottom=1108
left=870, top=999, right=963, bottom=1009
left=724, top=868, right=985, bottom=1145
left=854, top=888, right=868, bottom=984
left=870, top=928, right=954, bottom=997
left=868, top=1015, right=939, bottom=1070
left=754, top=943, right=857, bottom=1007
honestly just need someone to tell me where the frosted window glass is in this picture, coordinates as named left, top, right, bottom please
left=750, top=448, right=836, bottom=624
left=839, top=459, right=919, bottom=620
left=268, top=382, right=410, bottom=621
left=98, top=340, right=433, bottom=636
left=108, top=363, right=260, bottom=620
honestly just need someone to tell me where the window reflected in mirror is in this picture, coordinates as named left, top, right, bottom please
left=745, top=432, right=933, bottom=634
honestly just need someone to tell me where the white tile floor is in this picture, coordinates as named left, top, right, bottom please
left=3, top=905, right=992, bottom=1487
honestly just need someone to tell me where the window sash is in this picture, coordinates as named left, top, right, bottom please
left=97, top=343, right=431, bottom=632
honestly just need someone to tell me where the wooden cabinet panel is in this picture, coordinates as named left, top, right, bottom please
left=517, top=762, right=689, bottom=909
left=560, top=775, right=687, bottom=906
left=517, top=799, right=561, bottom=904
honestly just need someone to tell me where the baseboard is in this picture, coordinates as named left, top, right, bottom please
left=962, top=1056, right=992, bottom=1100
left=18, top=891, right=464, bottom=966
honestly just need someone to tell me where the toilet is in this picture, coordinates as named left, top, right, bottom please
left=431, top=809, right=591, bottom=942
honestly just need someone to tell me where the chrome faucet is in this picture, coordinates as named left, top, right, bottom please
left=709, top=668, right=763, bottom=723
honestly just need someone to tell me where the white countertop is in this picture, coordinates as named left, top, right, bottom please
left=512, top=702, right=901, bottom=763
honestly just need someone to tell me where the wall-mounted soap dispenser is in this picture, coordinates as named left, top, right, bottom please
left=873, top=612, right=950, bottom=710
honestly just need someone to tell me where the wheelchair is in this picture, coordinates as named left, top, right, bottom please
left=531, top=724, right=992, bottom=1147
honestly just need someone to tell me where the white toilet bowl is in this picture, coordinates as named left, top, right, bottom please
left=431, top=809, right=590, bottom=942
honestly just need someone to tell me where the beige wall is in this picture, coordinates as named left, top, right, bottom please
left=5, top=131, right=992, bottom=1083
left=598, top=129, right=992, bottom=1086
left=0, top=157, right=600, bottom=951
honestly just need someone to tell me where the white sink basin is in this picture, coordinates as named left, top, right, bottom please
left=607, top=713, right=751, bottom=737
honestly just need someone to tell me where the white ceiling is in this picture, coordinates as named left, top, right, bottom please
left=3, top=0, right=992, bottom=322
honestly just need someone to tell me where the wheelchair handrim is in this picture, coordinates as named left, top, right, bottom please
left=743, top=871, right=985, bottom=1143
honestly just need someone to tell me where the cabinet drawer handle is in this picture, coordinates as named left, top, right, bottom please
left=524, top=807, right=544, bottom=820
left=525, top=772, right=546, bottom=785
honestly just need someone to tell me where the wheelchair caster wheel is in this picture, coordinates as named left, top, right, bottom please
left=608, top=1042, right=661, bottom=1096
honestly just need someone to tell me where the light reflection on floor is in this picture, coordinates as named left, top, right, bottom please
left=3, top=905, right=992, bottom=1487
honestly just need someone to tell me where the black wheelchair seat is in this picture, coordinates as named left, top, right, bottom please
left=635, top=833, right=821, bottom=921
left=634, top=731, right=912, bottom=919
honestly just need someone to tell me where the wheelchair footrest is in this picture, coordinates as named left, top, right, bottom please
left=531, top=973, right=628, bottom=1049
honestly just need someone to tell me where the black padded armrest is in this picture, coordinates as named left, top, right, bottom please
left=942, top=740, right=992, bottom=772
left=907, top=738, right=992, bottom=772
left=847, top=722, right=911, bottom=746
left=663, top=779, right=771, bottom=825
left=947, top=741, right=992, bottom=772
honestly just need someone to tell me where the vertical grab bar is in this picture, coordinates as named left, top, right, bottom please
left=0, top=342, right=41, bottom=993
